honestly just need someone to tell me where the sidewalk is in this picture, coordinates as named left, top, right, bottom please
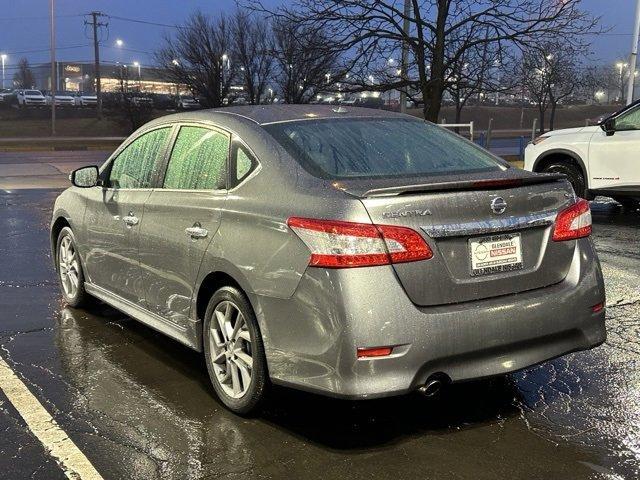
left=0, top=150, right=110, bottom=189
left=0, top=137, right=125, bottom=152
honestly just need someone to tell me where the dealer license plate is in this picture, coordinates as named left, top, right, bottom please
left=469, top=233, right=523, bottom=276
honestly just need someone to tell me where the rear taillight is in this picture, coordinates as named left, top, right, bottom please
left=287, top=217, right=433, bottom=268
left=552, top=198, right=592, bottom=241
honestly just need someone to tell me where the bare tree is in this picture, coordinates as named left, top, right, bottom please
left=13, top=58, right=35, bottom=89
left=519, top=41, right=584, bottom=133
left=251, top=0, right=600, bottom=121
left=271, top=18, right=342, bottom=103
left=445, top=42, right=516, bottom=124
left=580, top=65, right=615, bottom=104
left=231, top=12, right=274, bottom=104
left=156, top=12, right=237, bottom=107
left=110, top=65, right=153, bottom=133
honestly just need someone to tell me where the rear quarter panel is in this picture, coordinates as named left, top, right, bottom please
left=195, top=126, right=371, bottom=300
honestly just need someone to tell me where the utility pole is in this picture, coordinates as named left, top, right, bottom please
left=85, top=12, right=107, bottom=119
left=399, top=0, right=411, bottom=113
left=50, top=0, right=56, bottom=135
left=627, top=0, right=640, bottom=104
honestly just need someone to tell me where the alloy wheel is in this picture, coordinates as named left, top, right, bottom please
left=58, top=235, right=80, bottom=298
left=208, top=300, right=253, bottom=399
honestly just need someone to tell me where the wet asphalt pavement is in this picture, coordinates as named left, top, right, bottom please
left=1, top=186, right=639, bottom=480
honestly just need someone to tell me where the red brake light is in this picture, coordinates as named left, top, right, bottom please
left=357, top=346, right=393, bottom=358
left=552, top=199, right=592, bottom=241
left=287, top=217, right=433, bottom=268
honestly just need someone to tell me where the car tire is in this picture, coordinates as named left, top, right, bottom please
left=56, top=227, right=91, bottom=308
left=203, top=285, right=268, bottom=415
left=541, top=160, right=586, bottom=198
left=614, top=197, right=640, bottom=213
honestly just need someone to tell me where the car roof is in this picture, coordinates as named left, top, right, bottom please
left=156, top=104, right=409, bottom=126
left=215, top=104, right=408, bottom=125
left=139, top=105, right=417, bottom=143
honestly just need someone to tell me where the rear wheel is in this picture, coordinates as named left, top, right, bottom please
left=203, top=286, right=268, bottom=415
left=541, top=160, right=586, bottom=198
left=56, top=227, right=91, bottom=308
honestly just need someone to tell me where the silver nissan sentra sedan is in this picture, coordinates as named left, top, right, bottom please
left=51, top=105, right=606, bottom=414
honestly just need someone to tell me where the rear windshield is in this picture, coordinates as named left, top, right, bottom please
left=264, top=118, right=504, bottom=179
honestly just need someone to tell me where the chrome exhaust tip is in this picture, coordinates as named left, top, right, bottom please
left=417, top=379, right=442, bottom=397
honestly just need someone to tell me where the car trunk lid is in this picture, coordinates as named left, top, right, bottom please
left=340, top=171, right=576, bottom=306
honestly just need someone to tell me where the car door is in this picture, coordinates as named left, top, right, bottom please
left=589, top=104, right=640, bottom=191
left=82, top=126, right=173, bottom=304
left=138, top=124, right=230, bottom=329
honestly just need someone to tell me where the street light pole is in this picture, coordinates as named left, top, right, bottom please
left=617, top=62, right=628, bottom=101
left=627, top=0, right=640, bottom=104
left=1, top=54, right=6, bottom=89
left=399, top=0, right=411, bottom=113
left=133, top=61, right=141, bottom=90
left=50, top=0, right=56, bottom=136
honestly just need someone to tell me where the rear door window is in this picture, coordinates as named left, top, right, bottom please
left=108, top=127, right=171, bottom=189
left=163, top=126, right=229, bottom=190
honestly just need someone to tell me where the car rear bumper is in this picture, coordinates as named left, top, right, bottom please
left=255, top=237, right=606, bottom=399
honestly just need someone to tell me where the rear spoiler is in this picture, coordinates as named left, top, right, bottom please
left=362, top=173, right=566, bottom=197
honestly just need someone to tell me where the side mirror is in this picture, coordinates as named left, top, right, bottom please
left=70, top=165, right=100, bottom=188
left=601, top=118, right=616, bottom=136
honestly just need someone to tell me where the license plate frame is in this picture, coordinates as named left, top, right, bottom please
left=468, top=233, right=523, bottom=277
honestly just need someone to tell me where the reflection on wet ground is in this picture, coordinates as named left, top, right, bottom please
left=1, top=190, right=639, bottom=479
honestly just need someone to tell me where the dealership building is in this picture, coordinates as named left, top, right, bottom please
left=32, top=61, right=181, bottom=94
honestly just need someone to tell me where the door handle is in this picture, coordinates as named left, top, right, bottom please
left=185, top=223, right=208, bottom=239
left=122, top=212, right=139, bottom=227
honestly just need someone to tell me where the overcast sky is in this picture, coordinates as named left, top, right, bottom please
left=0, top=0, right=635, bottom=74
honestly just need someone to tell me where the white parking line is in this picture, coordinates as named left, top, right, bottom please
left=0, top=355, right=104, bottom=480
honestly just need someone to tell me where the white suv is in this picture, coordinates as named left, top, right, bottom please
left=525, top=101, right=640, bottom=209
left=15, top=89, right=46, bottom=107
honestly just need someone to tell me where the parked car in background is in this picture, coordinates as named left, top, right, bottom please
left=177, top=95, right=200, bottom=109
left=44, top=91, right=77, bottom=108
left=130, top=95, right=154, bottom=108
left=525, top=99, right=640, bottom=210
left=15, top=89, right=46, bottom=108
left=51, top=105, right=606, bottom=415
left=339, top=97, right=358, bottom=106
left=74, top=92, right=98, bottom=107
left=101, top=92, right=121, bottom=109
left=0, top=89, right=14, bottom=107
left=355, top=96, right=385, bottom=109
left=151, top=93, right=178, bottom=110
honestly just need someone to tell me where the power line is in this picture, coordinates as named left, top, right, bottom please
left=4, top=44, right=91, bottom=56
left=107, top=15, right=178, bottom=29
left=102, top=45, right=153, bottom=55
left=0, top=14, right=83, bottom=22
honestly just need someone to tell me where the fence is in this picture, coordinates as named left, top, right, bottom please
left=439, top=121, right=474, bottom=141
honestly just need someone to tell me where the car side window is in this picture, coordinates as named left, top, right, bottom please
left=616, top=106, right=640, bottom=131
left=229, top=139, right=258, bottom=188
left=108, top=127, right=171, bottom=189
left=163, top=126, right=229, bottom=190
left=236, top=145, right=254, bottom=181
